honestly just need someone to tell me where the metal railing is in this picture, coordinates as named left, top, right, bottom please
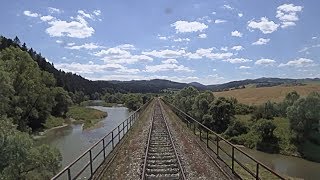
left=51, top=100, right=151, bottom=180
left=162, top=99, right=285, bottom=180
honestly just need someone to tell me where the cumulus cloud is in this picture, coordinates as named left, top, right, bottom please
left=186, top=48, right=233, bottom=60
left=162, top=59, right=178, bottom=64
left=93, top=10, right=101, bottom=16
left=248, top=17, right=279, bottom=34
left=40, top=15, right=54, bottom=21
left=255, top=58, right=276, bottom=66
left=279, top=58, right=315, bottom=67
left=95, top=47, right=153, bottom=64
left=158, top=36, right=168, bottom=40
left=276, top=4, right=303, bottom=28
left=23, top=10, right=39, bottom=17
left=231, top=30, right=242, bottom=37
left=66, top=43, right=104, bottom=50
left=145, top=63, right=193, bottom=73
left=224, top=58, right=252, bottom=64
left=48, top=7, right=62, bottom=14
left=55, top=62, right=140, bottom=74
left=142, top=49, right=186, bottom=59
left=239, top=66, right=251, bottom=69
left=238, top=13, right=243, bottom=17
left=116, top=44, right=136, bottom=50
left=231, top=45, right=244, bottom=51
left=215, top=19, right=227, bottom=24
left=171, top=21, right=208, bottom=33
left=45, top=14, right=95, bottom=38
left=56, top=40, right=63, bottom=44
left=198, top=34, right=207, bottom=39
left=252, top=38, right=270, bottom=45
left=220, top=47, right=228, bottom=51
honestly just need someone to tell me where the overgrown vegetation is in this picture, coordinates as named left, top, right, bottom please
left=165, top=87, right=320, bottom=162
left=66, top=106, right=107, bottom=129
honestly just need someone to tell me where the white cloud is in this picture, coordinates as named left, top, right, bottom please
left=55, top=62, right=139, bottom=74
left=220, top=47, right=228, bottom=51
left=145, top=63, right=193, bottom=73
left=173, top=38, right=190, bottom=42
left=238, top=13, right=243, bottom=17
left=281, top=21, right=296, bottom=28
left=255, top=58, right=276, bottom=66
left=116, top=44, right=136, bottom=50
left=239, top=66, right=251, bottom=69
left=223, top=5, right=234, bottom=10
left=56, top=40, right=63, bottom=44
left=212, top=12, right=217, bottom=15
left=231, top=45, right=244, bottom=51
left=248, top=17, right=279, bottom=34
left=162, top=59, right=178, bottom=64
left=215, top=19, right=227, bottom=24
left=40, top=15, right=54, bottom=21
left=312, top=36, right=317, bottom=40
left=279, top=58, right=315, bottom=67
left=67, top=42, right=75, bottom=46
left=299, top=44, right=320, bottom=52
left=93, top=10, right=101, bottom=16
left=46, top=16, right=95, bottom=38
left=224, top=58, right=252, bottom=64
left=276, top=4, right=303, bottom=29
left=171, top=21, right=208, bottom=33
left=252, top=38, right=270, bottom=45
left=23, top=10, right=39, bottom=17
left=95, top=47, right=153, bottom=64
left=66, top=43, right=104, bottom=50
left=77, top=10, right=96, bottom=20
left=158, top=36, right=168, bottom=40
left=142, top=49, right=186, bottom=58
left=231, top=30, right=242, bottom=37
left=48, top=7, right=62, bottom=14
left=186, top=48, right=233, bottom=60
left=198, top=33, right=207, bottom=39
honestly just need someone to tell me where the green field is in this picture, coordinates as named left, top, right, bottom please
left=214, top=84, right=320, bottom=105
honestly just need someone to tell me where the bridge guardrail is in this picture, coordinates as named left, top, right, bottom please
left=162, top=98, right=285, bottom=180
left=51, top=99, right=152, bottom=180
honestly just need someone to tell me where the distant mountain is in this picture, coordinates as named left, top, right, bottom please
left=188, top=82, right=207, bottom=89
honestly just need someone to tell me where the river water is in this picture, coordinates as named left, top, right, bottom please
left=37, top=106, right=130, bottom=168
left=38, top=106, right=320, bottom=179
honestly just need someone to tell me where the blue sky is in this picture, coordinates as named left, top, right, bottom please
left=1, top=0, right=319, bottom=84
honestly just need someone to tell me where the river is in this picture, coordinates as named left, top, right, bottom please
left=37, top=106, right=130, bottom=168
left=38, top=106, right=320, bottom=179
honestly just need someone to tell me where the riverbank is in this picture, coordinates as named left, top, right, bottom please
left=229, top=115, right=320, bottom=162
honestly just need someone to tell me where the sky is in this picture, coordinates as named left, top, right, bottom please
left=0, top=0, right=319, bottom=85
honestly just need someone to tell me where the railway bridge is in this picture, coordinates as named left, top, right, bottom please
left=51, top=98, right=285, bottom=180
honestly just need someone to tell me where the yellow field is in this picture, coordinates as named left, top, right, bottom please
left=213, top=84, right=320, bottom=105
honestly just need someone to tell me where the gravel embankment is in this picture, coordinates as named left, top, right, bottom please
left=99, top=101, right=154, bottom=180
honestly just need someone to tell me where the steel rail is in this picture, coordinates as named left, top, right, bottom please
left=142, top=99, right=186, bottom=180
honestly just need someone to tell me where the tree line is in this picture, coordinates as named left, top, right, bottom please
left=164, top=87, right=320, bottom=161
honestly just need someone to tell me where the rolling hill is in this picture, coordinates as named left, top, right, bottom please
left=213, top=84, right=320, bottom=105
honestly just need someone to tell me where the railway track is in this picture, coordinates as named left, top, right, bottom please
left=142, top=100, right=186, bottom=180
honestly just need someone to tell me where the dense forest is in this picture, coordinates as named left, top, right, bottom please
left=164, top=87, right=320, bottom=162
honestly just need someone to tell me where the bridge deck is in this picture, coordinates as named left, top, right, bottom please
left=96, top=100, right=231, bottom=180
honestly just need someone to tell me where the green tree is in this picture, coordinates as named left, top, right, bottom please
left=51, top=87, right=72, bottom=117
left=208, top=97, right=235, bottom=133
left=0, top=117, right=61, bottom=179
left=0, top=47, right=56, bottom=131
left=287, top=92, right=320, bottom=143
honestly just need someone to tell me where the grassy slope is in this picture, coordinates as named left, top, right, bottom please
left=214, top=84, right=320, bottom=105
left=66, top=106, right=107, bottom=129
